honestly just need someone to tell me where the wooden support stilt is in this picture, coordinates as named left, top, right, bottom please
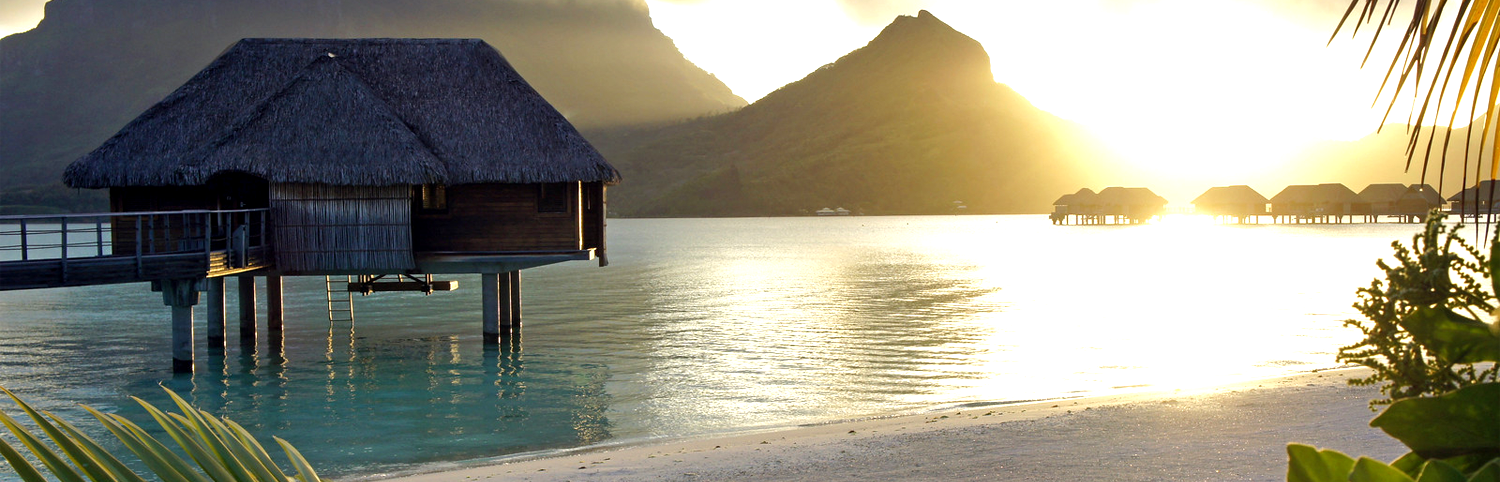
left=499, top=272, right=514, bottom=336
left=238, top=275, right=257, bottom=343
left=509, top=270, right=522, bottom=331
left=482, top=272, right=501, bottom=345
left=206, top=277, right=226, bottom=350
left=161, top=278, right=201, bottom=374
left=266, top=275, right=284, bottom=332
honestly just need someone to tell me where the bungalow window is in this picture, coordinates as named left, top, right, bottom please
left=417, top=184, right=447, bottom=213
left=538, top=183, right=569, bottom=213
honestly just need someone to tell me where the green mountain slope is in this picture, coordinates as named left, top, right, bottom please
left=0, top=0, right=744, bottom=200
left=591, top=10, right=1112, bottom=216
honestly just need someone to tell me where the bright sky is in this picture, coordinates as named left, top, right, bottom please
left=645, top=0, right=1437, bottom=192
left=0, top=0, right=1466, bottom=193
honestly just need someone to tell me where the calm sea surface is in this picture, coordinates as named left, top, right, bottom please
left=0, top=215, right=1440, bottom=478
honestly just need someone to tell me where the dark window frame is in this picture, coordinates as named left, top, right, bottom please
left=416, top=184, right=448, bottom=214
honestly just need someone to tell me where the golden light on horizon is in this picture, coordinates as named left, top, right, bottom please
left=645, top=0, right=1466, bottom=197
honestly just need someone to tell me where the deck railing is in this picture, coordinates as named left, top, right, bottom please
left=0, top=208, right=270, bottom=266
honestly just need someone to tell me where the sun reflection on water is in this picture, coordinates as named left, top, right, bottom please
left=0, top=215, right=1437, bottom=476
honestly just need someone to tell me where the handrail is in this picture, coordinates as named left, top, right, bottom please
left=0, top=208, right=271, bottom=265
left=0, top=207, right=268, bottom=222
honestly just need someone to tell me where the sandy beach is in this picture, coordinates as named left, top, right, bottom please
left=374, top=368, right=1406, bottom=481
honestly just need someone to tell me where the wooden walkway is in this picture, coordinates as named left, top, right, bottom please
left=0, top=209, right=271, bottom=291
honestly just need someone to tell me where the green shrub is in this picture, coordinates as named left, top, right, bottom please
left=1289, top=212, right=1500, bottom=481
left=1337, top=213, right=1499, bottom=407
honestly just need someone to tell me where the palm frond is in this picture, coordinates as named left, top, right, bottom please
left=0, top=385, right=322, bottom=482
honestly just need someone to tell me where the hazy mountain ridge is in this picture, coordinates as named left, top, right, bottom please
left=0, top=0, right=744, bottom=205
left=1294, top=122, right=1489, bottom=196
left=590, top=10, right=1114, bottom=216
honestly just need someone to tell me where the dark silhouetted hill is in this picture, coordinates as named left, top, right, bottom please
left=590, top=10, right=1113, bottom=216
left=0, top=0, right=744, bottom=201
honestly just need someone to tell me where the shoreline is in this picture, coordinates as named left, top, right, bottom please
left=366, top=367, right=1405, bottom=481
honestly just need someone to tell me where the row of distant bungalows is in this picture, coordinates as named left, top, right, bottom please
left=1050, top=182, right=1498, bottom=224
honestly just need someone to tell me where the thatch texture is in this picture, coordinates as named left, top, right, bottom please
left=1394, top=184, right=1443, bottom=215
left=1094, top=187, right=1167, bottom=216
left=1357, top=183, right=1409, bottom=205
left=270, top=184, right=414, bottom=273
left=1270, top=184, right=1367, bottom=215
left=64, top=38, right=620, bottom=188
left=1192, top=185, right=1268, bottom=216
left=1052, top=188, right=1097, bottom=214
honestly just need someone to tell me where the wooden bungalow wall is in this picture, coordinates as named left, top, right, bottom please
left=270, top=184, right=415, bottom=274
left=412, top=183, right=584, bottom=253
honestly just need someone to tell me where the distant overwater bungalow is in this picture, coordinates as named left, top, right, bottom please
left=1053, top=182, right=1446, bottom=226
left=2, top=38, right=620, bottom=372
left=1049, top=187, right=1165, bottom=225
left=1191, top=185, right=1269, bottom=223
left=1447, top=180, right=1500, bottom=219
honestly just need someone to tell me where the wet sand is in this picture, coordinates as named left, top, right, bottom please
left=374, top=368, right=1405, bottom=481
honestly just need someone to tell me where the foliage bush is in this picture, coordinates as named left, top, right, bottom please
left=1288, top=212, right=1500, bottom=481
left=1338, top=214, right=1499, bottom=407
left=0, top=385, right=321, bottom=482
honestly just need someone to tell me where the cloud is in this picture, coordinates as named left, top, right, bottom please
left=836, top=0, right=928, bottom=25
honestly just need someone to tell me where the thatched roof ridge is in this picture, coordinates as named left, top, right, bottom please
left=1271, top=183, right=1363, bottom=204
left=1448, top=180, right=1500, bottom=202
left=1054, top=187, right=1096, bottom=205
left=65, top=38, right=620, bottom=188
left=1357, top=183, right=1409, bottom=204
left=1397, top=184, right=1443, bottom=206
left=1192, top=185, right=1267, bottom=205
left=1095, top=187, right=1167, bottom=205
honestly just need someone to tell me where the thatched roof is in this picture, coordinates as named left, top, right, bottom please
left=1398, top=184, right=1444, bottom=206
left=1448, top=180, right=1500, bottom=202
left=1192, top=185, right=1267, bottom=205
left=65, top=38, right=620, bottom=188
left=1270, top=184, right=1364, bottom=204
left=1054, top=188, right=1096, bottom=205
left=1095, top=187, right=1167, bottom=206
left=1357, top=183, right=1410, bottom=204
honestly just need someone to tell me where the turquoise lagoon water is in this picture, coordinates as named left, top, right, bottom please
left=0, top=215, right=1436, bottom=478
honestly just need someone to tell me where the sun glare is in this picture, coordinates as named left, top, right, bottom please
left=645, top=0, right=1461, bottom=198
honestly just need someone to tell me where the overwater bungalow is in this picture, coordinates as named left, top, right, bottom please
left=56, top=38, right=620, bottom=371
left=1093, top=187, right=1167, bottom=224
left=1357, top=183, right=1439, bottom=222
left=1447, top=180, right=1500, bottom=218
left=1191, top=185, right=1268, bottom=223
left=1050, top=188, right=1098, bottom=224
left=1269, top=183, right=1368, bottom=223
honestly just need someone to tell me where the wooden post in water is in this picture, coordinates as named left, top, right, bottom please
left=266, top=275, right=284, bottom=332
left=482, top=272, right=501, bottom=344
left=161, top=278, right=201, bottom=373
left=206, top=277, right=226, bottom=350
left=509, top=270, right=522, bottom=331
left=238, top=275, right=257, bottom=343
left=499, top=272, right=514, bottom=337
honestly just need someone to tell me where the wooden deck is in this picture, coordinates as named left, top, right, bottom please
left=0, top=209, right=271, bottom=291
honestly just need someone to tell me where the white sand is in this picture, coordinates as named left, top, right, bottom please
left=372, top=368, right=1406, bottom=481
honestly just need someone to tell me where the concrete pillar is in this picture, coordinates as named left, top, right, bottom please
left=508, top=270, right=522, bottom=331
left=266, top=275, right=284, bottom=332
left=238, top=275, right=257, bottom=343
left=482, top=272, right=501, bottom=345
left=161, top=279, right=201, bottom=374
left=206, top=277, right=226, bottom=350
